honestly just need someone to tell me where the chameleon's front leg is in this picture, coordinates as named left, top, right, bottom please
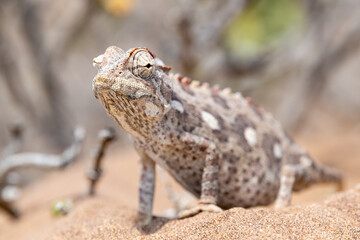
left=178, top=133, right=223, bottom=218
left=136, top=152, right=156, bottom=226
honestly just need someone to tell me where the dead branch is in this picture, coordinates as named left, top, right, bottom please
left=0, top=127, right=85, bottom=184
left=87, top=127, right=116, bottom=196
left=245, top=0, right=360, bottom=129
left=176, top=0, right=247, bottom=75
left=0, top=200, right=19, bottom=219
left=0, top=0, right=94, bottom=148
left=0, top=127, right=84, bottom=218
left=1, top=121, right=24, bottom=159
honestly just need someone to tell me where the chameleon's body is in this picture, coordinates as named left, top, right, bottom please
left=92, top=46, right=342, bottom=225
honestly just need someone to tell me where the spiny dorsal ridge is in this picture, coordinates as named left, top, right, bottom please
left=190, top=80, right=200, bottom=88
left=211, top=84, right=220, bottom=94
left=201, top=82, right=210, bottom=89
left=222, top=87, right=232, bottom=95
left=181, top=77, right=191, bottom=85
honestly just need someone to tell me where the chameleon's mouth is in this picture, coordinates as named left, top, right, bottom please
left=93, top=75, right=151, bottom=101
left=92, top=75, right=112, bottom=99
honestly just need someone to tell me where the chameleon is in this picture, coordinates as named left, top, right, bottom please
left=92, top=46, right=343, bottom=226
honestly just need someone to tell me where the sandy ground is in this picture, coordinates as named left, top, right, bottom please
left=0, top=111, right=359, bottom=239
left=48, top=185, right=360, bottom=239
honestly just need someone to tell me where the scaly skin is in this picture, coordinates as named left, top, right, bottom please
left=92, top=46, right=342, bottom=226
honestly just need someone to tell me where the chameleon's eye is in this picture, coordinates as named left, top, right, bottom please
left=132, top=50, right=155, bottom=79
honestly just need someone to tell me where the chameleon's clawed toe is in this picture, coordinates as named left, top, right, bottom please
left=178, top=204, right=223, bottom=219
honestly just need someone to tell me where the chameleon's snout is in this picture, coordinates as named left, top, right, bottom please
left=93, top=54, right=104, bottom=70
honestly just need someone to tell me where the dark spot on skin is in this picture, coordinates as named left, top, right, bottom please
left=151, top=146, right=158, bottom=154
left=224, top=153, right=238, bottom=164
left=228, top=195, right=235, bottom=200
left=195, top=179, right=201, bottom=186
left=188, top=126, right=195, bottom=132
left=211, top=93, right=230, bottom=109
left=212, top=130, right=229, bottom=142
left=230, top=114, right=256, bottom=152
left=230, top=167, right=237, bottom=174
left=243, top=177, right=249, bottom=183
left=225, top=178, right=231, bottom=184
left=259, top=173, right=265, bottom=183
left=199, top=146, right=207, bottom=152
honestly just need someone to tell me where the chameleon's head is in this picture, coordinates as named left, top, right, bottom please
left=92, top=47, right=172, bottom=138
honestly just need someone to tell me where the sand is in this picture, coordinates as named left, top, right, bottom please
left=48, top=185, right=360, bottom=239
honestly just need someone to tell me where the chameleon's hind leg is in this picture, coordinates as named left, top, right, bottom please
left=274, top=165, right=304, bottom=209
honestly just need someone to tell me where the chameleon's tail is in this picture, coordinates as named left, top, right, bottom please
left=292, top=160, right=343, bottom=192
left=315, top=162, right=343, bottom=191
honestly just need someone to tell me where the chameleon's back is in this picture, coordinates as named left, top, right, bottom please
left=164, top=73, right=341, bottom=208
left=164, top=73, right=294, bottom=208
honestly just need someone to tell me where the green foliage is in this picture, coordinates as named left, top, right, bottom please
left=223, top=0, right=304, bottom=60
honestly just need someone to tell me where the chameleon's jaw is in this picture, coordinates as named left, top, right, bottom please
left=92, top=74, right=113, bottom=99
left=93, top=73, right=153, bottom=102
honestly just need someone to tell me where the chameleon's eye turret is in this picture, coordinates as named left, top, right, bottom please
left=132, top=50, right=155, bottom=79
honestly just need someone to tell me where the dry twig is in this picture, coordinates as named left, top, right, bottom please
left=0, top=127, right=85, bottom=218
left=1, top=121, right=24, bottom=160
left=87, top=127, right=116, bottom=196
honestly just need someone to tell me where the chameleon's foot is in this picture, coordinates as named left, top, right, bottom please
left=135, top=212, right=152, bottom=229
left=178, top=203, right=222, bottom=219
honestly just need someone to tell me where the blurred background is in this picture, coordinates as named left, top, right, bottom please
left=1, top=0, right=360, bottom=151
left=0, top=0, right=360, bottom=238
